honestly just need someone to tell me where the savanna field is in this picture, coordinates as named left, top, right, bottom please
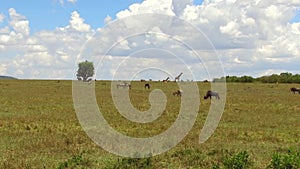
left=0, top=80, right=299, bottom=169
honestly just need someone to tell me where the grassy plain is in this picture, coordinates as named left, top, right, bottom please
left=0, top=80, right=299, bottom=168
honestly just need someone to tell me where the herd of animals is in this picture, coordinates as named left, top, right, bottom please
left=117, top=76, right=220, bottom=99
left=116, top=80, right=300, bottom=100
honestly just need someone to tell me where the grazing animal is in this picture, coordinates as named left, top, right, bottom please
left=290, top=87, right=300, bottom=94
left=145, top=83, right=150, bottom=89
left=173, top=90, right=183, bottom=96
left=204, top=90, right=220, bottom=99
left=117, top=82, right=131, bottom=89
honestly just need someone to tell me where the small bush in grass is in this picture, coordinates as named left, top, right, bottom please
left=105, top=153, right=153, bottom=169
left=105, top=157, right=153, bottom=169
left=223, top=151, right=252, bottom=169
left=212, top=163, right=221, bottom=169
left=57, top=152, right=91, bottom=169
left=267, top=149, right=300, bottom=169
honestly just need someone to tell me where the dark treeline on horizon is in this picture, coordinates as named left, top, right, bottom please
left=213, top=72, right=300, bottom=83
left=1, top=72, right=300, bottom=83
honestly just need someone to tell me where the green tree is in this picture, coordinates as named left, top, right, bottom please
left=76, top=60, right=94, bottom=82
left=279, top=72, right=293, bottom=83
left=239, top=76, right=255, bottom=83
left=292, top=74, right=300, bottom=83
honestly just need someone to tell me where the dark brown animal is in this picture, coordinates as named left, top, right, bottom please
left=145, top=83, right=150, bottom=89
left=204, top=90, right=220, bottom=99
left=173, top=90, right=183, bottom=96
left=290, top=87, right=300, bottom=94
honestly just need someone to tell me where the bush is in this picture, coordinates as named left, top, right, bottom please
left=267, top=149, right=300, bottom=169
left=57, top=152, right=91, bottom=169
left=105, top=157, right=153, bottom=169
left=105, top=153, right=153, bottom=169
left=223, top=151, right=252, bottom=169
left=212, top=163, right=221, bottom=169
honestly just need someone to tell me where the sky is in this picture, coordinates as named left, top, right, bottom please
left=0, top=0, right=300, bottom=80
left=0, top=0, right=145, bottom=31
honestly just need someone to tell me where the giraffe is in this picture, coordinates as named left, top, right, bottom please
left=163, top=77, right=170, bottom=83
left=174, top=73, right=183, bottom=82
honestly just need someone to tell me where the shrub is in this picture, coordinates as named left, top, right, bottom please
left=105, top=153, right=153, bottom=169
left=105, top=157, right=153, bottom=169
left=267, top=149, right=300, bottom=169
left=57, top=152, right=91, bottom=169
left=212, top=163, right=221, bottom=169
left=223, top=151, right=252, bottom=169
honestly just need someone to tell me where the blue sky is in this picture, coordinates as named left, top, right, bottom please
left=0, top=0, right=299, bottom=79
left=0, top=0, right=206, bottom=32
left=0, top=0, right=147, bottom=31
left=291, top=10, right=300, bottom=23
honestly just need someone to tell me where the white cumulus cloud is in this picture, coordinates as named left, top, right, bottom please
left=116, top=0, right=175, bottom=18
left=69, top=11, right=91, bottom=32
left=0, top=9, right=93, bottom=79
left=1, top=1, right=300, bottom=79
left=8, top=8, right=30, bottom=36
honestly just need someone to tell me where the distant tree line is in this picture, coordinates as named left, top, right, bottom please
left=257, top=72, right=300, bottom=83
left=213, top=72, right=300, bottom=83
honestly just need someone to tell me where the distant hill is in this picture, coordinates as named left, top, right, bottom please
left=0, top=75, right=17, bottom=80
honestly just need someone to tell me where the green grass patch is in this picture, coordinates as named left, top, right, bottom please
left=0, top=80, right=299, bottom=168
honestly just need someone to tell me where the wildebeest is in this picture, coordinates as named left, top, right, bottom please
left=173, top=90, right=183, bottom=96
left=145, top=83, right=150, bottom=89
left=290, top=87, right=300, bottom=94
left=204, top=90, right=220, bottom=99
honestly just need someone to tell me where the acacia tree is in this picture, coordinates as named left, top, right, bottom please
left=76, top=60, right=94, bottom=82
